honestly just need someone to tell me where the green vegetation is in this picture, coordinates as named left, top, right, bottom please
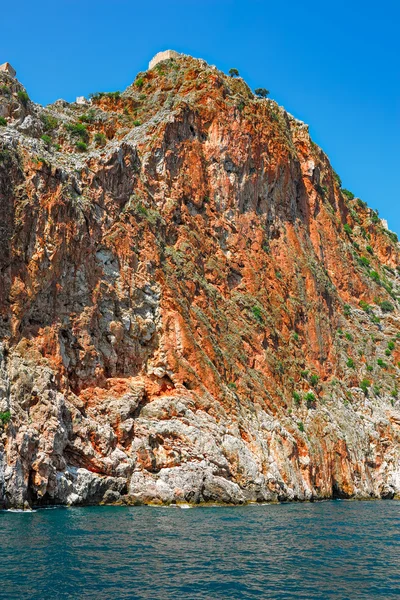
left=333, top=171, right=342, bottom=188
left=369, top=270, right=380, bottom=283
left=228, top=382, right=237, bottom=390
left=293, top=391, right=301, bottom=405
left=292, top=332, right=299, bottom=342
left=65, top=122, right=89, bottom=142
left=388, top=341, right=395, bottom=351
left=41, top=134, right=52, bottom=145
left=310, top=374, right=319, bottom=386
left=0, top=85, right=10, bottom=95
left=343, top=223, right=352, bottom=235
left=135, top=78, right=145, bottom=89
left=387, top=230, right=398, bottom=244
left=17, top=90, right=29, bottom=106
left=359, top=300, right=371, bottom=312
left=360, top=379, right=371, bottom=394
left=94, top=132, right=106, bottom=147
left=298, top=421, right=305, bottom=432
left=371, top=211, right=380, bottom=224
left=79, top=110, right=96, bottom=123
left=229, top=68, right=240, bottom=77
left=75, top=141, right=88, bottom=152
left=0, top=411, right=11, bottom=425
left=251, top=306, right=263, bottom=324
left=346, top=358, right=355, bottom=368
left=359, top=256, right=370, bottom=267
left=345, top=332, right=353, bottom=341
left=41, top=114, right=58, bottom=131
left=385, top=349, right=392, bottom=357
left=305, top=392, right=316, bottom=408
left=366, top=245, right=373, bottom=254
left=357, top=199, right=367, bottom=209
left=254, top=88, right=269, bottom=98
left=380, top=300, right=394, bottom=313
left=343, top=304, right=351, bottom=317
left=133, top=120, right=141, bottom=126
left=0, top=117, right=7, bottom=126
left=342, top=189, right=355, bottom=200
left=377, top=359, right=387, bottom=369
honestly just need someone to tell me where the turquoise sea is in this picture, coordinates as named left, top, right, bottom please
left=1, top=500, right=400, bottom=599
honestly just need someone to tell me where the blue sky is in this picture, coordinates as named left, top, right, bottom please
left=2, top=0, right=399, bottom=233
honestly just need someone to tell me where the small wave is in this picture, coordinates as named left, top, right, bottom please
left=2, top=509, right=37, bottom=513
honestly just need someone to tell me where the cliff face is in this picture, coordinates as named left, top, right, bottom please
left=0, top=55, right=399, bottom=508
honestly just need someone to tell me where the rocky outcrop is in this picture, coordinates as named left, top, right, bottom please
left=0, top=55, right=399, bottom=508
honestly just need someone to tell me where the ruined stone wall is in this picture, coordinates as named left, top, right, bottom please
left=149, top=50, right=180, bottom=69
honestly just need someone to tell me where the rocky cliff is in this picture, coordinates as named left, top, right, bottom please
left=0, top=54, right=399, bottom=508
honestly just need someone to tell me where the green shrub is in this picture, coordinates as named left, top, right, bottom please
left=343, top=304, right=351, bottom=316
left=377, top=358, right=387, bottom=368
left=17, top=90, right=29, bottom=106
left=251, top=306, right=263, bottom=324
left=387, top=230, right=398, bottom=244
left=228, top=382, right=237, bottom=390
left=0, top=85, right=10, bottom=95
left=371, top=211, right=380, bottom=224
left=357, top=199, right=367, bottom=209
left=343, top=223, right=352, bottom=235
left=366, top=245, right=373, bottom=254
left=94, top=132, right=106, bottom=147
left=75, top=141, right=88, bottom=152
left=388, top=341, right=395, bottom=351
left=370, top=271, right=380, bottom=283
left=333, top=171, right=342, bottom=188
left=0, top=410, right=11, bottom=425
left=41, top=114, right=58, bottom=130
left=310, top=374, right=319, bottom=386
left=79, top=110, right=96, bottom=123
left=298, top=421, right=305, bottom=432
left=342, top=189, right=355, bottom=200
left=133, top=120, right=141, bottom=126
left=380, top=300, right=394, bottom=313
left=345, top=332, right=353, bottom=341
left=300, top=370, right=309, bottom=378
left=366, top=365, right=373, bottom=372
left=254, top=88, right=269, bottom=98
left=135, top=78, right=144, bottom=89
left=385, top=349, right=392, bottom=356
left=229, top=68, right=239, bottom=77
left=360, top=379, right=371, bottom=394
left=105, top=91, right=121, bottom=99
left=293, top=391, right=301, bottom=405
left=66, top=122, right=89, bottom=141
left=0, top=117, right=7, bottom=126
left=359, top=256, right=370, bottom=267
left=41, top=134, right=52, bottom=145
left=359, top=300, right=371, bottom=312
left=305, top=392, right=316, bottom=408
left=292, top=332, right=299, bottom=342
left=346, top=358, right=355, bottom=368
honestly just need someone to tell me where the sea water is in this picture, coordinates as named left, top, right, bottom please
left=1, top=500, right=400, bottom=599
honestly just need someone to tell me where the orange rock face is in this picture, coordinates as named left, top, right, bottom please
left=0, top=55, right=399, bottom=507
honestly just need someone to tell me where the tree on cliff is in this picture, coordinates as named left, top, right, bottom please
left=229, top=68, right=239, bottom=77
left=255, top=88, right=269, bottom=98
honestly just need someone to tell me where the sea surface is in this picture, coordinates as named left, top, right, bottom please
left=1, top=500, right=400, bottom=599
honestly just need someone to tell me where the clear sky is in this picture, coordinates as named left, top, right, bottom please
left=2, top=0, right=399, bottom=233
